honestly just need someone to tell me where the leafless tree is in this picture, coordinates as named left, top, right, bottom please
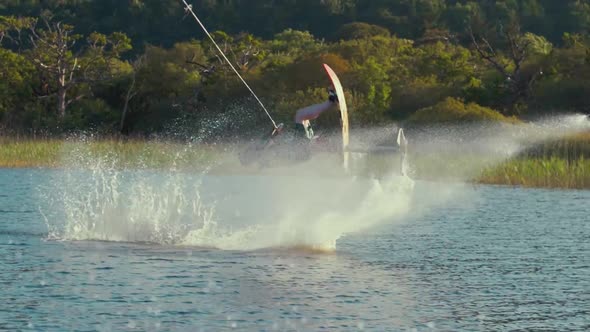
left=28, top=18, right=130, bottom=118
left=28, top=21, right=82, bottom=118
left=469, top=22, right=542, bottom=109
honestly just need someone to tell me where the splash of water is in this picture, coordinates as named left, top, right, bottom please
left=407, top=114, right=590, bottom=180
left=40, top=137, right=414, bottom=251
left=41, top=114, right=587, bottom=250
left=41, top=141, right=216, bottom=244
left=182, top=173, right=414, bottom=251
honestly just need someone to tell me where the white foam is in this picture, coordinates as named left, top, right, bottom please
left=41, top=141, right=415, bottom=251
left=43, top=113, right=587, bottom=250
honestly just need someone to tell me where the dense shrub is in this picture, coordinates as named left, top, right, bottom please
left=407, top=97, right=519, bottom=124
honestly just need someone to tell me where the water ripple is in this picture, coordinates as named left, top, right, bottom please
left=0, top=170, right=589, bottom=331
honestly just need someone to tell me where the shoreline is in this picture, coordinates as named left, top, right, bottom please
left=1, top=138, right=589, bottom=190
left=1, top=163, right=588, bottom=191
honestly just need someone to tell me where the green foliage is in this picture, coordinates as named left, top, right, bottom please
left=0, top=48, right=34, bottom=121
left=350, top=56, right=392, bottom=123
left=570, top=0, right=590, bottom=33
left=391, top=75, right=451, bottom=118
left=137, top=44, right=201, bottom=98
left=407, top=97, right=519, bottom=124
left=1, top=2, right=590, bottom=190
left=268, top=29, right=321, bottom=57
left=24, top=20, right=132, bottom=118
left=0, top=15, right=36, bottom=48
left=529, top=45, right=590, bottom=113
left=280, top=53, right=351, bottom=92
left=444, top=2, right=481, bottom=32
left=3, top=0, right=590, bottom=45
left=1, top=2, right=590, bottom=135
left=336, top=22, right=390, bottom=40
left=414, top=42, right=474, bottom=84
left=562, top=32, right=588, bottom=49
left=523, top=32, right=552, bottom=56
left=62, top=98, right=118, bottom=132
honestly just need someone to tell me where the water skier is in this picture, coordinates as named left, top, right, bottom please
left=240, top=88, right=339, bottom=165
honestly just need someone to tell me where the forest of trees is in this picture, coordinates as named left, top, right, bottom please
left=1, top=0, right=589, bottom=138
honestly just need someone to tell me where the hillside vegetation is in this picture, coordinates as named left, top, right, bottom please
left=0, top=1, right=589, bottom=138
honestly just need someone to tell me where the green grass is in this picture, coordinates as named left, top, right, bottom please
left=478, top=157, right=590, bottom=189
left=2, top=135, right=590, bottom=189
left=477, top=132, right=590, bottom=189
left=400, top=132, right=590, bottom=189
left=408, top=152, right=590, bottom=189
left=0, top=138, right=225, bottom=169
left=0, top=138, right=62, bottom=168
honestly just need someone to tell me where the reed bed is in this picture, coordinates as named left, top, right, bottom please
left=0, top=138, right=226, bottom=169
left=0, top=138, right=62, bottom=168
left=477, top=132, right=590, bottom=189
left=478, top=157, right=590, bottom=189
left=1, top=134, right=590, bottom=189
left=519, top=132, right=590, bottom=161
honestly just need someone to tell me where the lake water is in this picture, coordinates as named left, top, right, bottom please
left=1, top=168, right=588, bottom=331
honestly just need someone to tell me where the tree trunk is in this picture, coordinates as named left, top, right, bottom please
left=120, top=75, right=136, bottom=133
left=57, top=72, right=67, bottom=118
left=57, top=87, right=67, bottom=118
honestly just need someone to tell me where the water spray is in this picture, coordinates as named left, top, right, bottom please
left=181, top=0, right=279, bottom=129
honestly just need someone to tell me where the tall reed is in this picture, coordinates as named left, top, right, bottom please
left=478, top=157, right=590, bottom=189
left=477, top=133, right=590, bottom=189
left=0, top=137, right=225, bottom=169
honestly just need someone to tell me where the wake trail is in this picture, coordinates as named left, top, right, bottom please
left=39, top=139, right=415, bottom=251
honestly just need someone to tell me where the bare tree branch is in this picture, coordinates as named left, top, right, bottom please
left=469, top=26, right=510, bottom=79
left=469, top=21, right=542, bottom=111
left=68, top=57, right=78, bottom=82
left=65, top=94, right=84, bottom=106
left=28, top=18, right=130, bottom=117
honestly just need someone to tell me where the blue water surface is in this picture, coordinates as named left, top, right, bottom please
left=1, top=168, right=589, bottom=331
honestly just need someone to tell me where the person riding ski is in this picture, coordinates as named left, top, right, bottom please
left=292, top=88, right=339, bottom=141
left=239, top=88, right=339, bottom=166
